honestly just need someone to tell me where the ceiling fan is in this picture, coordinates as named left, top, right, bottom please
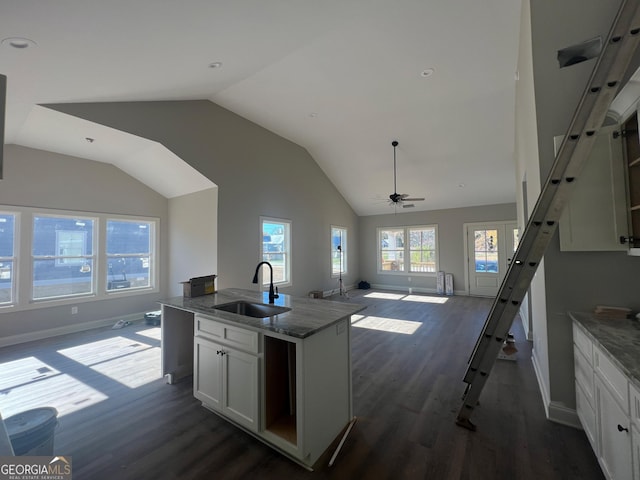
left=388, top=140, right=424, bottom=208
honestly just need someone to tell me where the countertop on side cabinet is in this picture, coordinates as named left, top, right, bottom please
left=159, top=288, right=366, bottom=339
left=570, top=311, right=640, bottom=389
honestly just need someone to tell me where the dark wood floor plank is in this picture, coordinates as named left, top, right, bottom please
left=0, top=290, right=604, bottom=479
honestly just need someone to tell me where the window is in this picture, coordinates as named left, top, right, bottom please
left=409, top=227, right=436, bottom=273
left=32, top=215, right=96, bottom=300
left=106, top=219, right=154, bottom=291
left=261, top=218, right=291, bottom=286
left=1, top=205, right=159, bottom=308
left=379, top=228, right=404, bottom=271
left=331, top=226, right=347, bottom=276
left=378, top=225, right=438, bottom=274
left=0, top=213, right=17, bottom=305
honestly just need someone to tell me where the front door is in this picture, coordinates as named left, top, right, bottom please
left=466, top=222, right=518, bottom=297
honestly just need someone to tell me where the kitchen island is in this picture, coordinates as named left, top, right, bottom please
left=159, top=288, right=365, bottom=470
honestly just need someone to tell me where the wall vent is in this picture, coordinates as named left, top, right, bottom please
left=557, top=37, right=602, bottom=68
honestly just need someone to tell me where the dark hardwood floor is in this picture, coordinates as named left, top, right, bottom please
left=0, top=290, right=603, bottom=479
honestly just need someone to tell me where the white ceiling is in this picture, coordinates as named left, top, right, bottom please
left=0, top=0, right=522, bottom=215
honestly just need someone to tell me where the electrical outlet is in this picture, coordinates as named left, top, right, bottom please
left=71, top=306, right=78, bottom=315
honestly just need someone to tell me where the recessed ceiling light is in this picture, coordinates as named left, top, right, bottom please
left=208, top=62, right=223, bottom=69
left=2, top=37, right=37, bottom=49
left=420, top=68, right=435, bottom=78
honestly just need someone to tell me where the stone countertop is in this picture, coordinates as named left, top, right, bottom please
left=159, top=288, right=366, bottom=339
left=570, top=311, right=640, bottom=389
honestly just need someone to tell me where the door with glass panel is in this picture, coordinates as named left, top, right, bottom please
left=466, top=222, right=518, bottom=297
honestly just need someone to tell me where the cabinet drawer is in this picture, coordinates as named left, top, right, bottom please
left=574, top=346, right=594, bottom=409
left=630, top=382, right=640, bottom=431
left=573, top=322, right=593, bottom=365
left=195, top=315, right=259, bottom=354
left=594, top=344, right=629, bottom=415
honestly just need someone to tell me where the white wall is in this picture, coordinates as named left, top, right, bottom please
left=168, top=188, right=218, bottom=297
left=47, top=100, right=360, bottom=298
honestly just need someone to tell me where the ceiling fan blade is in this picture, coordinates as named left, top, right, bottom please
left=403, top=197, right=424, bottom=202
left=402, top=204, right=415, bottom=208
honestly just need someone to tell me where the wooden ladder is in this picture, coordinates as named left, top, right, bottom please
left=456, top=0, right=640, bottom=431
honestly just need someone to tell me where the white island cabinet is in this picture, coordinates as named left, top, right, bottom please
left=194, top=314, right=259, bottom=432
left=160, top=288, right=365, bottom=470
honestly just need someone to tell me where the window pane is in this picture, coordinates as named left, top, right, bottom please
left=33, top=259, right=94, bottom=299
left=0, top=260, right=13, bottom=304
left=380, top=229, right=404, bottom=271
left=474, top=229, right=498, bottom=273
left=409, top=227, right=436, bottom=272
left=106, top=220, right=153, bottom=291
left=0, top=214, right=15, bottom=305
left=33, top=216, right=94, bottom=256
left=33, top=216, right=95, bottom=300
left=262, top=220, right=290, bottom=285
left=331, top=227, right=347, bottom=276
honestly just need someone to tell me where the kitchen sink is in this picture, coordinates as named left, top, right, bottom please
left=212, top=300, right=291, bottom=318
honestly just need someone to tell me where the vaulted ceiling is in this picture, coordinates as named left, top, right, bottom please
left=1, top=1, right=522, bottom=215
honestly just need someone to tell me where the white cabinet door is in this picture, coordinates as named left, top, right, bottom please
left=194, top=336, right=259, bottom=432
left=596, top=376, right=633, bottom=480
left=633, top=426, right=640, bottom=480
left=223, top=347, right=258, bottom=431
left=555, top=126, right=628, bottom=252
left=194, top=337, right=222, bottom=410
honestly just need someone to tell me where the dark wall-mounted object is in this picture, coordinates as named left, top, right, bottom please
left=558, top=37, right=602, bottom=68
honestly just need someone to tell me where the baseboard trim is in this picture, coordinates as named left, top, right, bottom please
left=369, top=283, right=465, bottom=296
left=530, top=349, right=581, bottom=428
left=0, top=311, right=147, bottom=348
left=547, top=401, right=581, bottom=429
left=531, top=348, right=550, bottom=418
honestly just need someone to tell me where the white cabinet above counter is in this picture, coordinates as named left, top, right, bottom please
left=159, top=288, right=366, bottom=470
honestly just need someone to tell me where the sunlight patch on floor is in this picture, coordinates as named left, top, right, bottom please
left=0, top=356, right=60, bottom=391
left=363, top=292, right=406, bottom=300
left=136, top=327, right=161, bottom=341
left=89, top=347, right=161, bottom=388
left=58, top=336, right=154, bottom=366
left=402, top=295, right=449, bottom=304
left=351, top=314, right=421, bottom=334
left=59, top=337, right=161, bottom=388
left=0, top=371, right=107, bottom=418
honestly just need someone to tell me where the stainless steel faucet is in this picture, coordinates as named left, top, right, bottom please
left=252, top=261, right=279, bottom=303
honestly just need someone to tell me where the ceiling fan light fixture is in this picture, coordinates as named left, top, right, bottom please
left=386, top=140, right=424, bottom=208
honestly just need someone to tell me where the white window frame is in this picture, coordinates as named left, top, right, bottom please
left=0, top=212, right=18, bottom=306
left=32, top=213, right=97, bottom=301
left=331, top=225, right=347, bottom=277
left=106, top=218, right=156, bottom=293
left=0, top=204, right=159, bottom=312
left=260, top=216, right=292, bottom=287
left=377, top=225, right=439, bottom=275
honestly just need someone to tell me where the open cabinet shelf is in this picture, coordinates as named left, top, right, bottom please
left=264, top=336, right=297, bottom=446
